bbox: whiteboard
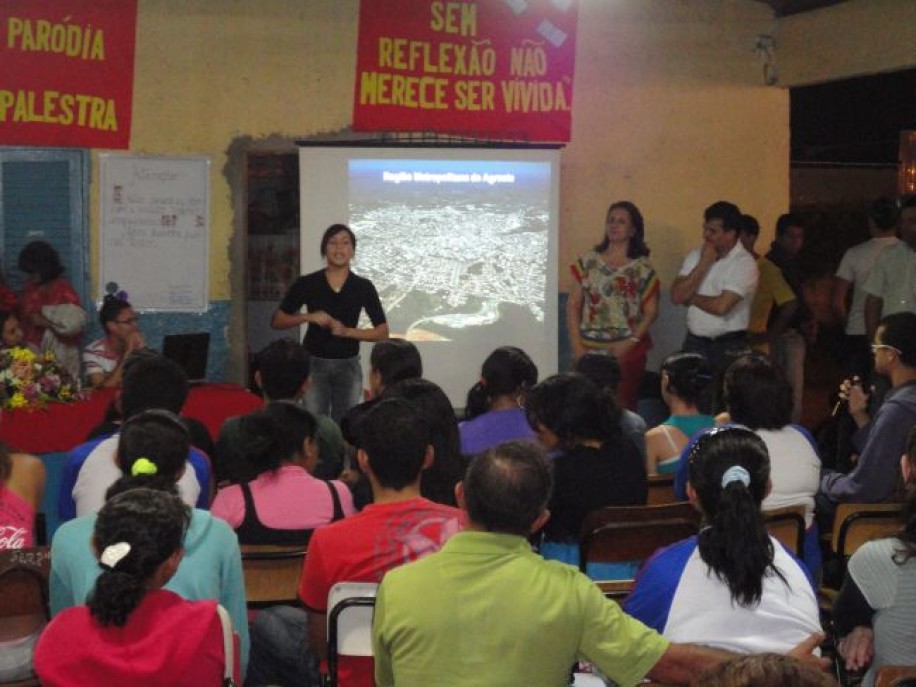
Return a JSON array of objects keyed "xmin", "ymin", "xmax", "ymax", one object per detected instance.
[{"xmin": 100, "ymin": 154, "xmax": 209, "ymax": 312}]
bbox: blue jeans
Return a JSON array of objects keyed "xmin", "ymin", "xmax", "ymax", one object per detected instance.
[{"xmin": 304, "ymin": 355, "xmax": 362, "ymax": 425}]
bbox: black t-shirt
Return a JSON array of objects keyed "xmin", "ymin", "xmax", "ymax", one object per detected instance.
[
  {"xmin": 278, "ymin": 269, "xmax": 386, "ymax": 359},
  {"xmin": 544, "ymin": 437, "xmax": 647, "ymax": 543}
]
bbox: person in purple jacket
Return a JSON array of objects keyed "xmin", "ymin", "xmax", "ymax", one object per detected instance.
[{"xmin": 459, "ymin": 346, "xmax": 538, "ymax": 457}]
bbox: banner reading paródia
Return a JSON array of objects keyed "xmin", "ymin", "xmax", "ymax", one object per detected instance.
[
  {"xmin": 0, "ymin": 0, "xmax": 138, "ymax": 149},
  {"xmin": 353, "ymin": 0, "xmax": 578, "ymax": 143}
]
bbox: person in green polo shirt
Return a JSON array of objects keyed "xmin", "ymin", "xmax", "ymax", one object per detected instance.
[{"xmin": 373, "ymin": 440, "xmax": 756, "ymax": 687}]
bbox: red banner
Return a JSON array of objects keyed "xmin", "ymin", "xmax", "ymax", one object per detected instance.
[
  {"xmin": 0, "ymin": 0, "xmax": 137, "ymax": 149},
  {"xmin": 353, "ymin": 0, "xmax": 578, "ymax": 143}
]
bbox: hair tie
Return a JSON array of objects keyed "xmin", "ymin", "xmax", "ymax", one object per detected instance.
[
  {"xmin": 99, "ymin": 542, "xmax": 131, "ymax": 571},
  {"xmin": 721, "ymin": 465, "xmax": 751, "ymax": 489},
  {"xmin": 131, "ymin": 457, "xmax": 158, "ymax": 476}
]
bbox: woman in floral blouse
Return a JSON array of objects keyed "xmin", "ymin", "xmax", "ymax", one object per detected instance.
[{"xmin": 567, "ymin": 201, "xmax": 659, "ymax": 410}]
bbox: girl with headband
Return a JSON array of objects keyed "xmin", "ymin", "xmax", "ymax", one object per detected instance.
[
  {"xmin": 35, "ymin": 487, "xmax": 238, "ymax": 685},
  {"xmin": 624, "ymin": 427, "xmax": 822, "ymax": 654}
]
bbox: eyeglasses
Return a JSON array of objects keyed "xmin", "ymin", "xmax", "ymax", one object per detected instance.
[
  {"xmin": 870, "ymin": 343, "xmax": 900, "ymax": 354},
  {"xmin": 114, "ymin": 317, "xmax": 139, "ymax": 326}
]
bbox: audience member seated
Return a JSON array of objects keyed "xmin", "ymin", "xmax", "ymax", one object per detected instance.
[
  {"xmin": 58, "ymin": 351, "xmax": 211, "ymax": 522},
  {"xmin": 340, "ymin": 337, "xmax": 422, "ymax": 450},
  {"xmin": 0, "ymin": 310, "xmax": 36, "ymax": 353},
  {"xmin": 0, "ymin": 441, "xmax": 45, "ymax": 549},
  {"xmin": 575, "ymin": 352, "xmax": 648, "ymax": 465},
  {"xmin": 211, "ymin": 401, "xmax": 354, "ymax": 545},
  {"xmin": 833, "ymin": 424, "xmax": 916, "ymax": 687},
  {"xmin": 625, "ymin": 427, "xmax": 822, "ymax": 654},
  {"xmin": 373, "ymin": 440, "xmax": 753, "ymax": 687},
  {"xmin": 0, "ymin": 442, "xmax": 46, "ymax": 683},
  {"xmin": 525, "ymin": 373, "xmax": 646, "ymax": 576},
  {"xmin": 38, "ymin": 488, "xmax": 239, "ymax": 686},
  {"xmin": 819, "ymin": 312, "xmax": 916, "ymax": 527},
  {"xmin": 245, "ymin": 398, "xmax": 463, "ymax": 687},
  {"xmin": 218, "ymin": 339, "xmax": 344, "ymax": 485},
  {"xmin": 50, "ymin": 409, "xmax": 248, "ymax": 674},
  {"xmin": 384, "ymin": 378, "xmax": 468, "ymax": 508},
  {"xmin": 645, "ymin": 352, "xmax": 714, "ymax": 475},
  {"xmin": 82, "ymin": 293, "xmax": 145, "ymax": 388},
  {"xmin": 692, "ymin": 653, "xmax": 836, "ymax": 687},
  {"xmin": 675, "ymin": 353, "xmax": 822, "ymax": 574},
  {"xmin": 459, "ymin": 345, "xmax": 537, "ymax": 457}
]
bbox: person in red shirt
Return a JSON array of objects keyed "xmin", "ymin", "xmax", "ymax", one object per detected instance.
[
  {"xmin": 35, "ymin": 488, "xmax": 238, "ymax": 686},
  {"xmin": 246, "ymin": 397, "xmax": 464, "ymax": 687}
]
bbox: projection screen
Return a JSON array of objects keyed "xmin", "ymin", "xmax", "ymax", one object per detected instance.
[{"xmin": 298, "ymin": 146, "xmax": 559, "ymax": 407}]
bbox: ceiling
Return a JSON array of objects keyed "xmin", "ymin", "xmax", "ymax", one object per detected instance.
[{"xmin": 753, "ymin": 0, "xmax": 849, "ymax": 16}]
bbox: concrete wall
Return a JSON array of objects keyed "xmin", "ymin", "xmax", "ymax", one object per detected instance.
[
  {"xmin": 87, "ymin": 0, "xmax": 794, "ymax": 380},
  {"xmin": 779, "ymin": 0, "xmax": 916, "ymax": 86}
]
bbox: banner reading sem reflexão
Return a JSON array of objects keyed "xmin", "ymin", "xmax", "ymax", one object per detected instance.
[
  {"xmin": 353, "ymin": 0, "xmax": 578, "ymax": 143},
  {"xmin": 0, "ymin": 0, "xmax": 137, "ymax": 149}
]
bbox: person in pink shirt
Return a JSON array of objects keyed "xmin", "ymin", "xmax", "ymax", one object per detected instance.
[
  {"xmin": 210, "ymin": 401, "xmax": 354, "ymax": 545},
  {"xmin": 0, "ymin": 442, "xmax": 45, "ymax": 550}
]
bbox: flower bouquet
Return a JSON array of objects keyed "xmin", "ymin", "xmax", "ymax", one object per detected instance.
[{"xmin": 0, "ymin": 346, "xmax": 86, "ymax": 412}]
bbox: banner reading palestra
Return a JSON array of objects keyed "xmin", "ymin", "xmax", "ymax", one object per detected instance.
[
  {"xmin": 0, "ymin": 0, "xmax": 138, "ymax": 149},
  {"xmin": 353, "ymin": 0, "xmax": 578, "ymax": 143}
]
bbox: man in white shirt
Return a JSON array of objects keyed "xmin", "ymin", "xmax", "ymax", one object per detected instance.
[
  {"xmin": 832, "ymin": 197, "xmax": 900, "ymax": 379},
  {"xmin": 863, "ymin": 195, "xmax": 916, "ymax": 339},
  {"xmin": 671, "ymin": 201, "xmax": 759, "ymax": 372}
]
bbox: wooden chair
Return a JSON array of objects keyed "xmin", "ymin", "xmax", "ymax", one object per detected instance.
[
  {"xmin": 0, "ymin": 546, "xmax": 51, "ymax": 687},
  {"xmin": 876, "ymin": 665, "xmax": 916, "ymax": 687},
  {"xmin": 763, "ymin": 504, "xmax": 806, "ymax": 557},
  {"xmin": 240, "ymin": 544, "xmax": 307, "ymax": 607},
  {"xmin": 579, "ymin": 502, "xmax": 701, "ymax": 598},
  {"xmin": 646, "ymin": 473, "xmax": 679, "ymax": 506}
]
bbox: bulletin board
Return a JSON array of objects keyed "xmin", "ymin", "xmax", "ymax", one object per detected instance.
[{"xmin": 99, "ymin": 154, "xmax": 210, "ymax": 312}]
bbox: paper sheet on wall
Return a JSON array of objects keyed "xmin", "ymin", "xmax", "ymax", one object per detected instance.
[{"xmin": 99, "ymin": 154, "xmax": 209, "ymax": 312}]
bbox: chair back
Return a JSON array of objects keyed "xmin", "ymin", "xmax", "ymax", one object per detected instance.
[
  {"xmin": 240, "ymin": 544, "xmax": 306, "ymax": 607},
  {"xmin": 763, "ymin": 504, "xmax": 806, "ymax": 557},
  {"xmin": 646, "ymin": 473, "xmax": 678, "ymax": 506},
  {"xmin": 326, "ymin": 581, "xmax": 378, "ymax": 687},
  {"xmin": 0, "ymin": 547, "xmax": 51, "ymax": 687},
  {"xmin": 875, "ymin": 665, "xmax": 916, "ymax": 687},
  {"xmin": 832, "ymin": 503, "xmax": 901, "ymax": 557},
  {"xmin": 579, "ymin": 502, "xmax": 700, "ymax": 574}
]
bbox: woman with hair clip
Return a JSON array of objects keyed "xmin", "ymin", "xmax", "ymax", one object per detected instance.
[
  {"xmin": 625, "ymin": 427, "xmax": 822, "ymax": 654},
  {"xmin": 524, "ymin": 373, "xmax": 646, "ymax": 576},
  {"xmin": 833, "ymin": 423, "xmax": 916, "ymax": 687},
  {"xmin": 49, "ymin": 409, "xmax": 249, "ymax": 676},
  {"xmin": 82, "ymin": 292, "xmax": 145, "ymax": 388},
  {"xmin": 567, "ymin": 200, "xmax": 660, "ymax": 410},
  {"xmin": 210, "ymin": 401, "xmax": 355, "ymax": 545},
  {"xmin": 36, "ymin": 487, "xmax": 238, "ymax": 685},
  {"xmin": 459, "ymin": 346, "xmax": 538, "ymax": 456},
  {"xmin": 645, "ymin": 352, "xmax": 715, "ymax": 475}
]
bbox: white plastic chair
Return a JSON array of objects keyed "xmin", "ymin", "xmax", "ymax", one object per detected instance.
[{"xmin": 325, "ymin": 581, "xmax": 378, "ymax": 687}]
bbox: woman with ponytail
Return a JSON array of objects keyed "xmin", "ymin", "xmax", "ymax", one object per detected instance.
[
  {"xmin": 833, "ymin": 423, "xmax": 916, "ymax": 686},
  {"xmin": 524, "ymin": 373, "xmax": 646, "ymax": 575},
  {"xmin": 49, "ymin": 409, "xmax": 250, "ymax": 675},
  {"xmin": 645, "ymin": 352, "xmax": 715, "ymax": 475},
  {"xmin": 625, "ymin": 427, "xmax": 821, "ymax": 654},
  {"xmin": 36, "ymin": 487, "xmax": 237, "ymax": 685},
  {"xmin": 460, "ymin": 346, "xmax": 538, "ymax": 456},
  {"xmin": 211, "ymin": 401, "xmax": 354, "ymax": 545}
]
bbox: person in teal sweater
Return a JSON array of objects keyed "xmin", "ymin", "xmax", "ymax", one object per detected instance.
[{"xmin": 49, "ymin": 409, "xmax": 249, "ymax": 677}]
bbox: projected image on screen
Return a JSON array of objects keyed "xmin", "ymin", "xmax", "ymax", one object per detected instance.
[{"xmin": 348, "ymin": 159, "xmax": 549, "ymax": 343}]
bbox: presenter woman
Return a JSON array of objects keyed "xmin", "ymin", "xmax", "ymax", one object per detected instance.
[
  {"xmin": 567, "ymin": 201, "xmax": 659, "ymax": 410},
  {"xmin": 271, "ymin": 224, "xmax": 388, "ymax": 424}
]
